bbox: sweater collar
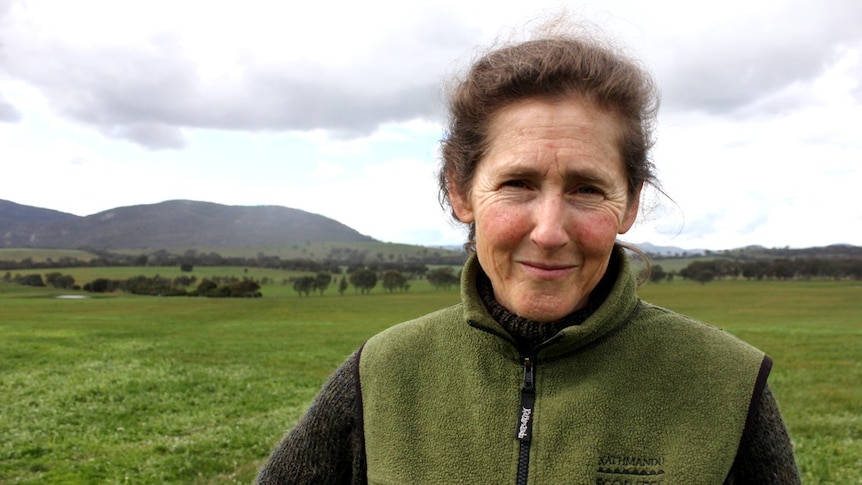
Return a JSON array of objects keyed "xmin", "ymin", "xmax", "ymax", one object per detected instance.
[{"xmin": 461, "ymin": 244, "xmax": 641, "ymax": 359}]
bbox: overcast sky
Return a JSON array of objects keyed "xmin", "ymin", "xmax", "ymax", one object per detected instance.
[{"xmin": 1, "ymin": 0, "xmax": 860, "ymax": 250}]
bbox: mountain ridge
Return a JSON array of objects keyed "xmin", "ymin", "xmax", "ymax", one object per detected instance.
[
  {"xmin": 0, "ymin": 199, "xmax": 79, "ymax": 231},
  {"xmin": 0, "ymin": 199, "xmax": 376, "ymax": 250}
]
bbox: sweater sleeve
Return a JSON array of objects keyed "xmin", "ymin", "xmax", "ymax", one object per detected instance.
[
  {"xmin": 725, "ymin": 384, "xmax": 801, "ymax": 484},
  {"xmin": 255, "ymin": 350, "xmax": 366, "ymax": 485}
]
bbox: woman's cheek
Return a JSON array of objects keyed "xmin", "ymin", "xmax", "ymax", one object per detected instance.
[
  {"xmin": 481, "ymin": 205, "xmax": 527, "ymax": 243},
  {"xmin": 571, "ymin": 211, "xmax": 620, "ymax": 253}
]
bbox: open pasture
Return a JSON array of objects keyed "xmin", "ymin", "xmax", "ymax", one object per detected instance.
[
  {"xmin": 4, "ymin": 265, "xmax": 312, "ymax": 288},
  {"xmin": 1, "ymin": 275, "xmax": 860, "ymax": 484}
]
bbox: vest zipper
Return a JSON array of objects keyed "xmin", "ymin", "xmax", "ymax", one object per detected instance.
[
  {"xmin": 465, "ymin": 320, "xmax": 562, "ymax": 484},
  {"xmin": 515, "ymin": 356, "xmax": 536, "ymax": 485}
]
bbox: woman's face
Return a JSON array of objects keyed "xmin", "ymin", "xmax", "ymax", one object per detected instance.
[{"xmin": 450, "ymin": 97, "xmax": 640, "ymax": 322}]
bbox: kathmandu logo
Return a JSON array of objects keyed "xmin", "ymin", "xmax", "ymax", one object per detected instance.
[
  {"xmin": 517, "ymin": 407, "xmax": 532, "ymax": 440},
  {"xmin": 596, "ymin": 455, "xmax": 665, "ymax": 485}
]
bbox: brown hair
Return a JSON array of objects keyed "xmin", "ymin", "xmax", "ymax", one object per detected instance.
[{"xmin": 438, "ymin": 31, "xmax": 660, "ymax": 252}]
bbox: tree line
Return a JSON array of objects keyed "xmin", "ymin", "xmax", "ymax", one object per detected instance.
[
  {"xmin": 3, "ymin": 265, "xmax": 463, "ymax": 298},
  {"xmin": 2, "ymin": 272, "xmax": 262, "ymax": 297},
  {"xmin": 82, "ymin": 275, "xmax": 262, "ymax": 297},
  {"xmin": 0, "ymin": 248, "xmax": 465, "ymax": 272},
  {"xmin": 288, "ymin": 266, "xmax": 461, "ymax": 297},
  {"xmin": 651, "ymin": 257, "xmax": 862, "ymax": 284}
]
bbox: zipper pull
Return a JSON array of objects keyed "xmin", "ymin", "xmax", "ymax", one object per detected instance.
[
  {"xmin": 523, "ymin": 357, "xmax": 535, "ymax": 392},
  {"xmin": 516, "ymin": 357, "xmax": 536, "ymax": 442}
]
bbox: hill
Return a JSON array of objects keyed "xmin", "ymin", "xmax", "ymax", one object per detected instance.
[
  {"xmin": 0, "ymin": 199, "xmax": 376, "ymax": 250},
  {"xmin": 635, "ymin": 242, "xmax": 706, "ymax": 257},
  {"xmin": 0, "ymin": 199, "xmax": 79, "ymax": 233}
]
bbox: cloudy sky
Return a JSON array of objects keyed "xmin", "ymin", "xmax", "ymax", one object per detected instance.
[{"xmin": 1, "ymin": 0, "xmax": 860, "ymax": 250}]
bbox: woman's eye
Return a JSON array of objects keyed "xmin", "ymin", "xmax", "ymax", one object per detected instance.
[
  {"xmin": 502, "ymin": 179, "xmax": 529, "ymax": 189},
  {"xmin": 573, "ymin": 186, "xmax": 603, "ymax": 197}
]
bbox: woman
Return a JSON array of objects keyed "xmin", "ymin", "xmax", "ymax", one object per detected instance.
[{"xmin": 256, "ymin": 31, "xmax": 800, "ymax": 484}]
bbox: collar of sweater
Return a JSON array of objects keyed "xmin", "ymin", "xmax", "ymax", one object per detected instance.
[{"xmin": 461, "ymin": 244, "xmax": 641, "ymax": 359}]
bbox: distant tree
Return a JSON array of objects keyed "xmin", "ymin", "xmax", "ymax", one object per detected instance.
[
  {"xmin": 338, "ymin": 276, "xmax": 348, "ymax": 296},
  {"xmin": 85, "ymin": 278, "xmax": 112, "ymax": 293},
  {"xmin": 124, "ymin": 275, "xmax": 186, "ymax": 296},
  {"xmin": 349, "ymin": 268, "xmax": 377, "ymax": 294},
  {"xmin": 15, "ymin": 273, "xmax": 45, "ymax": 287},
  {"xmin": 46, "ymin": 272, "xmax": 76, "ymax": 289},
  {"xmin": 693, "ymin": 270, "xmax": 715, "ymax": 285},
  {"xmin": 427, "ymin": 267, "xmax": 459, "ymax": 290},
  {"xmin": 770, "ymin": 259, "xmax": 795, "ymax": 280},
  {"xmin": 173, "ymin": 275, "xmax": 196, "ymax": 287},
  {"xmin": 45, "ymin": 272, "xmax": 62, "ymax": 286},
  {"xmin": 382, "ymin": 270, "xmax": 409, "ymax": 293},
  {"xmin": 53, "ymin": 274, "xmax": 76, "ymax": 289},
  {"xmin": 649, "ymin": 265, "xmax": 667, "ymax": 284},
  {"xmin": 314, "ymin": 272, "xmax": 332, "ymax": 295},
  {"xmin": 195, "ymin": 279, "xmax": 218, "ymax": 296},
  {"xmin": 226, "ymin": 279, "xmax": 261, "ymax": 297},
  {"xmin": 680, "ymin": 261, "xmax": 723, "ymax": 281},
  {"xmin": 199, "ymin": 252, "xmax": 224, "ymax": 266},
  {"xmin": 293, "ymin": 276, "xmax": 315, "ymax": 297},
  {"xmin": 846, "ymin": 259, "xmax": 862, "ymax": 280},
  {"xmin": 180, "ymin": 263, "xmax": 194, "ymax": 272}
]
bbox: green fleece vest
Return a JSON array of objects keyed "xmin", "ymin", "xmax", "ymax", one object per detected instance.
[{"xmin": 359, "ymin": 249, "xmax": 769, "ymax": 485}]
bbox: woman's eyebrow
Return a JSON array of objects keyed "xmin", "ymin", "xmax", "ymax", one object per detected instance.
[
  {"xmin": 496, "ymin": 161, "xmax": 614, "ymax": 185},
  {"xmin": 498, "ymin": 167, "xmax": 542, "ymax": 179},
  {"xmin": 564, "ymin": 171, "xmax": 610, "ymax": 185}
]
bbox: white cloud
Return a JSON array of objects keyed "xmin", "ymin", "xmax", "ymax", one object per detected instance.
[
  {"xmin": 310, "ymin": 160, "xmax": 345, "ymax": 179},
  {"xmin": 280, "ymin": 157, "xmax": 448, "ymax": 243}
]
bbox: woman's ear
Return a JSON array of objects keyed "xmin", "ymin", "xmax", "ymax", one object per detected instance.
[
  {"xmin": 448, "ymin": 177, "xmax": 475, "ymax": 224},
  {"xmin": 618, "ymin": 183, "xmax": 642, "ymax": 234}
]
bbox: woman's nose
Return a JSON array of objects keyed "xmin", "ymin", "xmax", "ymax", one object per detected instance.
[{"xmin": 530, "ymin": 195, "xmax": 569, "ymax": 251}]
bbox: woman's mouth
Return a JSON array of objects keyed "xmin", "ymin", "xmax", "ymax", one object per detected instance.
[{"xmin": 518, "ymin": 261, "xmax": 577, "ymax": 278}]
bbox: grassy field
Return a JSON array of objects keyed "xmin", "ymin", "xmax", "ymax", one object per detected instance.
[{"xmin": 1, "ymin": 272, "xmax": 860, "ymax": 484}]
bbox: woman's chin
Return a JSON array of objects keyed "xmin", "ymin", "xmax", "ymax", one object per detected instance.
[{"xmin": 509, "ymin": 297, "xmax": 584, "ymax": 323}]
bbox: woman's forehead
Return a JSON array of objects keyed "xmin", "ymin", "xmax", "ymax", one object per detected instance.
[{"xmin": 481, "ymin": 99, "xmax": 624, "ymax": 170}]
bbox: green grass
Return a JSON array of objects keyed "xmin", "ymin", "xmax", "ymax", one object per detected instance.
[
  {"xmin": 2, "ymin": 277, "xmax": 860, "ymax": 484},
  {"xmin": 12, "ymin": 265, "xmax": 313, "ymax": 287},
  {"xmin": 0, "ymin": 278, "xmax": 459, "ymax": 484}
]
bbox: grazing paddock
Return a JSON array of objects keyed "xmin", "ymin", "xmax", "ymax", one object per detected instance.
[{"xmin": 1, "ymin": 274, "xmax": 859, "ymax": 484}]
